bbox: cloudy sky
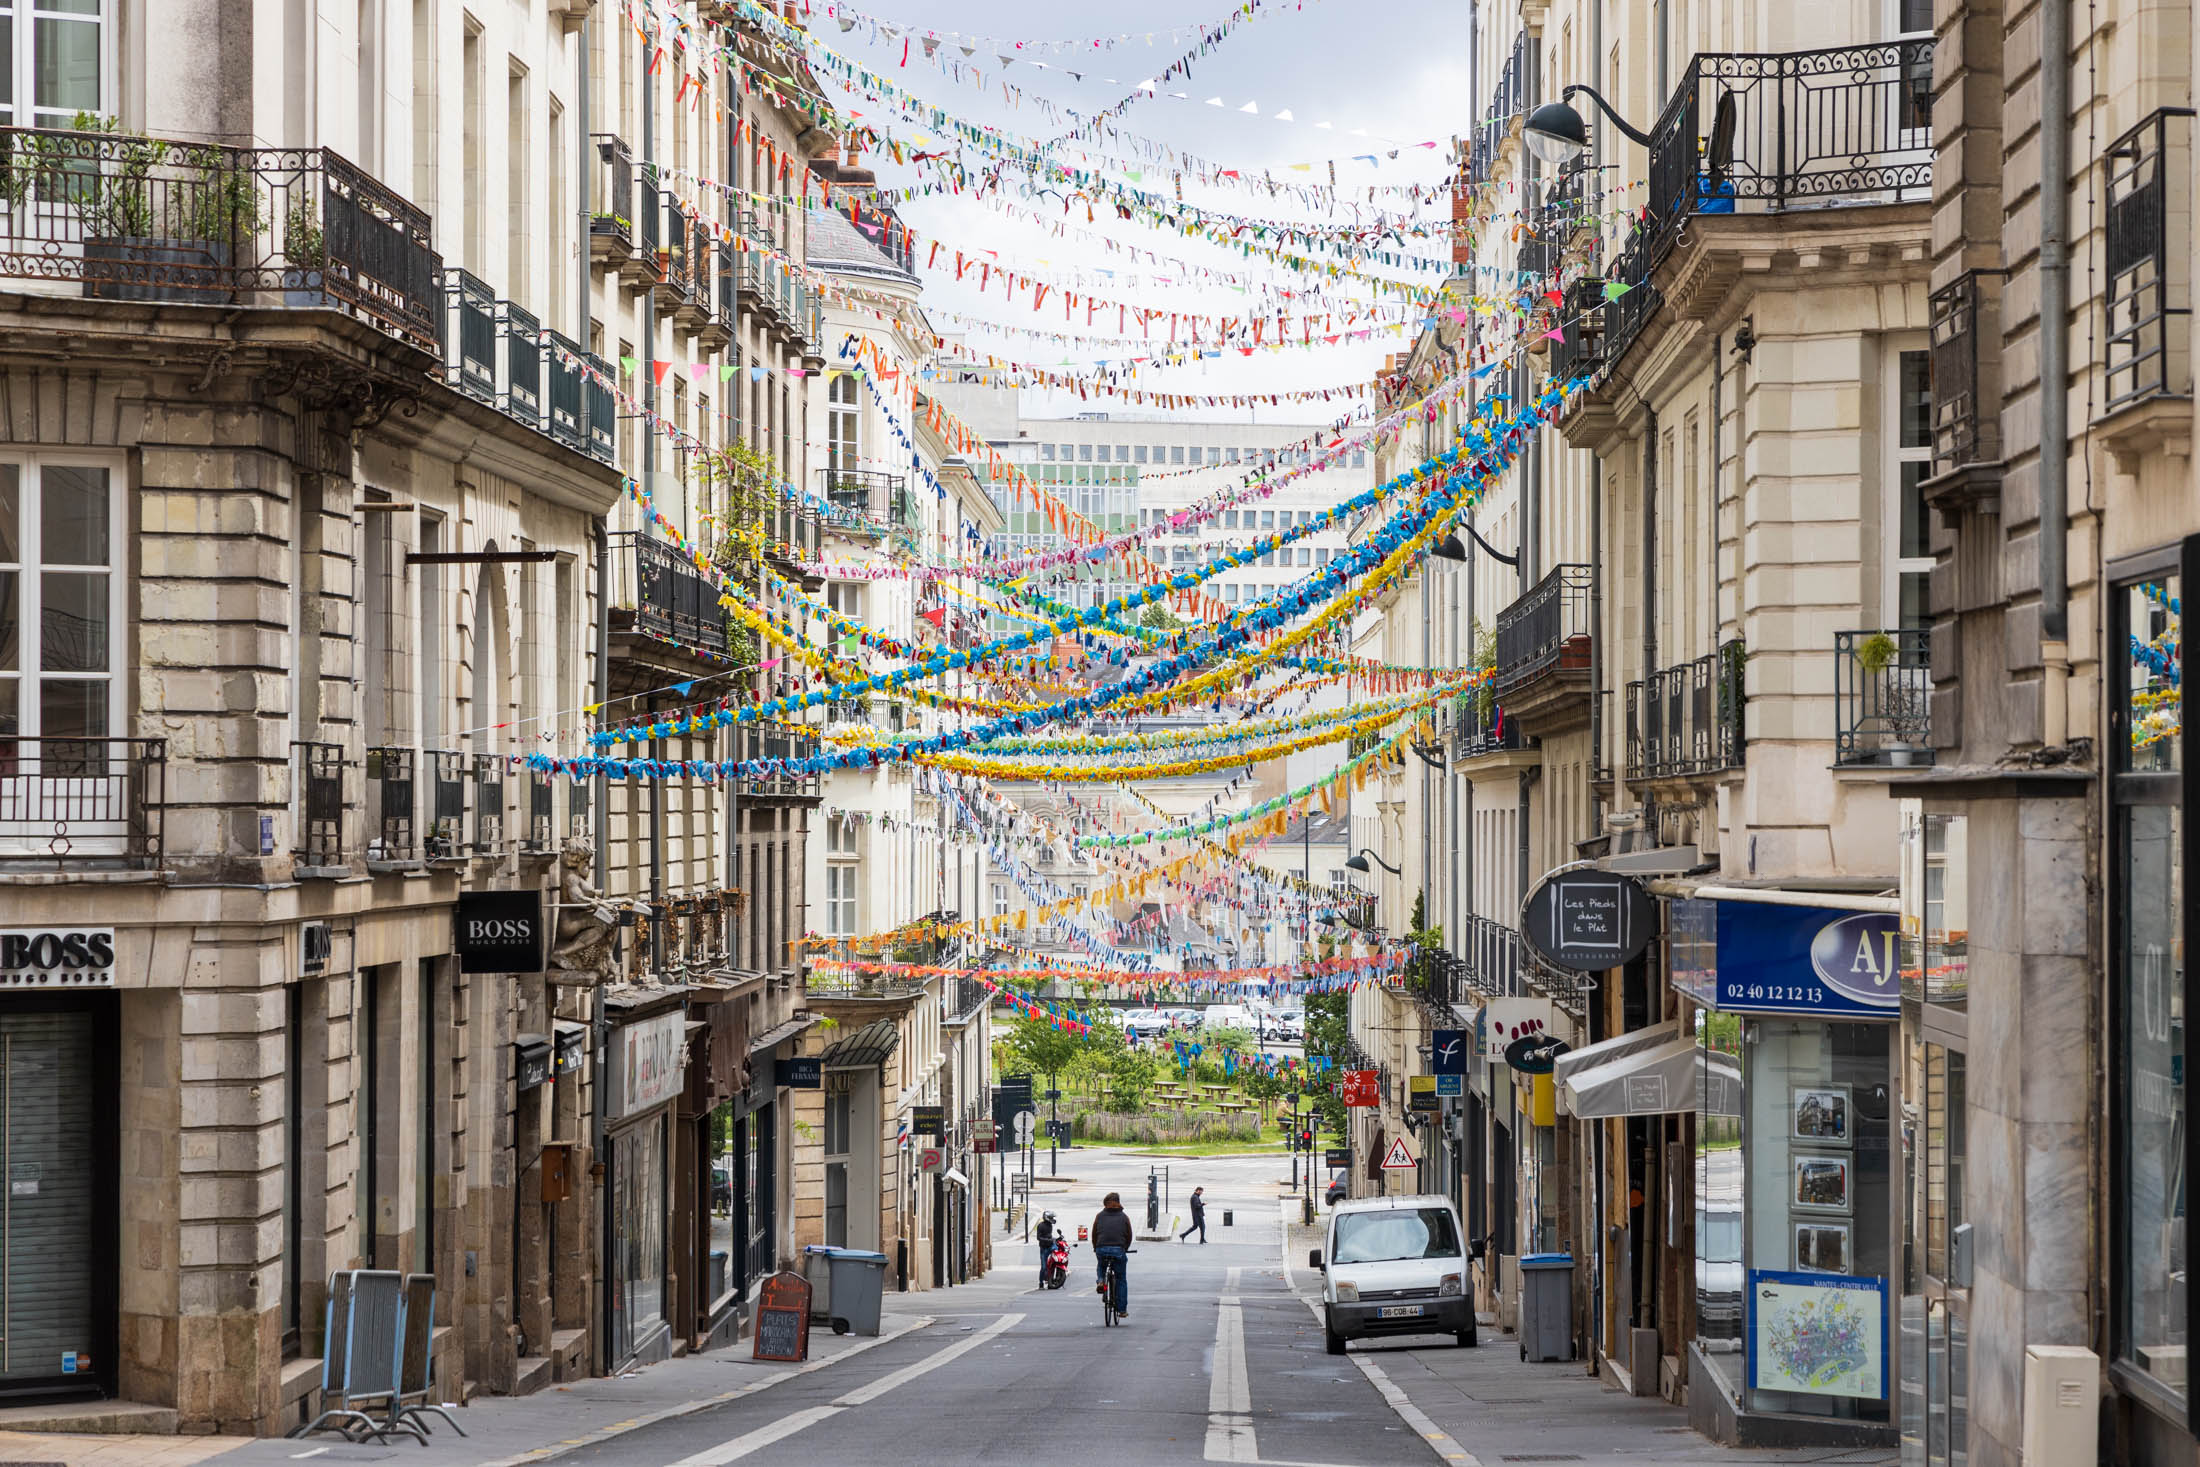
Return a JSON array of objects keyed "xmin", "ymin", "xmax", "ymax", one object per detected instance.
[{"xmin": 802, "ymin": 0, "xmax": 1469, "ymax": 421}]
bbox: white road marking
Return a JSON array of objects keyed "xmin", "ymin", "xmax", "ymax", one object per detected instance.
[
  {"xmin": 1287, "ymin": 1291, "xmax": 1482, "ymax": 1466},
  {"xmin": 831, "ymin": 1311, "xmax": 1024, "ymax": 1407},
  {"xmin": 476, "ymin": 1317, "xmax": 937, "ymax": 1467},
  {"xmin": 664, "ymin": 1403, "xmax": 845, "ymax": 1467},
  {"xmin": 289, "ymin": 1450, "xmax": 329, "ymax": 1460},
  {"xmin": 1206, "ymin": 1266, "xmax": 1258, "ymax": 1463}
]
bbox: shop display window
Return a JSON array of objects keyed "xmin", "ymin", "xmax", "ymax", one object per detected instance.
[{"xmin": 2110, "ymin": 563, "xmax": 2185, "ymax": 1408}]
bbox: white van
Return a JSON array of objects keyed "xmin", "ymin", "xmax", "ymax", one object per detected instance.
[
  {"xmin": 1309, "ymin": 1193, "xmax": 1476, "ymax": 1354},
  {"xmin": 1200, "ymin": 1004, "xmax": 1256, "ymax": 1031}
]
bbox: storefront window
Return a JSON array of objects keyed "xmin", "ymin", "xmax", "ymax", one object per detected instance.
[
  {"xmin": 1695, "ymin": 1011, "xmax": 1745, "ymax": 1363},
  {"xmin": 707, "ymin": 1104, "xmax": 739, "ymax": 1312},
  {"xmin": 611, "ymin": 1117, "xmax": 667, "ymax": 1361},
  {"xmin": 1745, "ymin": 1020, "xmax": 1893, "ymax": 1421},
  {"xmin": 2112, "ymin": 566, "xmax": 2184, "ymax": 1403}
]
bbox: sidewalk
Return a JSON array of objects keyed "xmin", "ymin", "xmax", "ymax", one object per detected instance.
[
  {"xmin": 1279, "ymin": 1207, "xmax": 1897, "ymax": 1467},
  {"xmin": 192, "ymin": 1309, "xmax": 938, "ymax": 1467}
]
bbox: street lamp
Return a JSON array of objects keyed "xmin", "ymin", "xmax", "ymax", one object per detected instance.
[
  {"xmin": 1344, "ymin": 847, "xmax": 1402, "ymax": 877},
  {"xmin": 1522, "ymin": 85, "xmax": 1657, "ymax": 166}
]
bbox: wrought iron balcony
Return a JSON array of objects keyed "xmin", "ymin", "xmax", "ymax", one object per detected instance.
[
  {"xmin": 1451, "ymin": 694, "xmax": 1529, "ymax": 759},
  {"xmin": 1466, "ymin": 32, "xmax": 1527, "ymax": 186},
  {"xmin": 816, "ymin": 468, "xmax": 917, "ymax": 537},
  {"xmin": 1834, "ymin": 629, "xmax": 1934, "ymax": 767},
  {"xmin": 633, "ymin": 533, "xmax": 731, "ymax": 657},
  {"xmin": 589, "ymin": 134, "xmax": 638, "ymax": 262},
  {"xmin": 524, "ymin": 767, "xmax": 555, "ymax": 854},
  {"xmin": 442, "ymin": 268, "xmax": 576, "ymax": 454},
  {"xmin": 1625, "ymin": 641, "xmax": 1746, "ymax": 781},
  {"xmin": 1928, "ymin": 269, "xmax": 2005, "ymax": 474},
  {"xmin": 0, "ymin": 736, "xmax": 165, "ymax": 869},
  {"xmin": 1591, "ymin": 41, "xmax": 1935, "ymax": 370},
  {"xmin": 471, "ymin": 752, "xmax": 505, "ymax": 855},
  {"xmin": 1461, "ymin": 914, "xmax": 1522, "ymax": 999},
  {"xmin": 366, "ymin": 745, "xmax": 416, "ymax": 863},
  {"xmin": 2104, "ymin": 107, "xmax": 2194, "ymax": 410},
  {"xmin": 0, "ymin": 125, "xmax": 441, "ymax": 351},
  {"xmin": 292, "ymin": 740, "xmax": 345, "ymax": 873},
  {"xmin": 423, "ymin": 749, "xmax": 467, "ymax": 859},
  {"xmin": 733, "ymin": 723, "xmax": 822, "ymax": 802},
  {"xmin": 1493, "ymin": 563, "xmax": 1592, "ymax": 696}
]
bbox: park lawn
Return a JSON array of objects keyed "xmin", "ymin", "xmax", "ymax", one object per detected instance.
[{"xmin": 1117, "ymin": 1135, "xmax": 1293, "ymax": 1158}]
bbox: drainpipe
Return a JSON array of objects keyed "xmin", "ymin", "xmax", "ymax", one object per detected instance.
[
  {"xmin": 642, "ymin": 49, "xmax": 665, "ymax": 980},
  {"xmin": 2038, "ymin": 0, "xmax": 2071, "ymax": 747},
  {"xmin": 1642, "ymin": 408, "xmax": 1658, "ymax": 684},
  {"xmin": 591, "ymin": 515, "xmax": 611, "ymax": 1376},
  {"xmin": 1709, "ymin": 335, "xmax": 1721, "ymax": 650},
  {"xmin": 1589, "ymin": 451, "xmax": 1603, "ymax": 810}
]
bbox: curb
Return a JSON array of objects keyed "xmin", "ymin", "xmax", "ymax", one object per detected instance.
[{"xmin": 474, "ymin": 1314, "xmax": 937, "ymax": 1467}]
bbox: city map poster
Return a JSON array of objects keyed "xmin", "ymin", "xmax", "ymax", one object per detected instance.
[{"xmin": 1746, "ymin": 1271, "xmax": 1887, "ymax": 1399}]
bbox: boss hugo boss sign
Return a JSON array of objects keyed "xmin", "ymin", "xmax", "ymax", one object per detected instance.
[
  {"xmin": 0, "ymin": 928, "xmax": 117, "ymax": 986},
  {"xmin": 453, "ymin": 892, "xmax": 545, "ymax": 973}
]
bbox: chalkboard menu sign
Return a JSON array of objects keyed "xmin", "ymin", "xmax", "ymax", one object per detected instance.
[
  {"xmin": 1522, "ymin": 869, "xmax": 1656, "ymax": 972},
  {"xmin": 752, "ymin": 1270, "xmax": 812, "ymax": 1362}
]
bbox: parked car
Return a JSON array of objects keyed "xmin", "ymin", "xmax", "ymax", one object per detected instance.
[
  {"xmin": 1310, "ymin": 1193, "xmax": 1476, "ymax": 1354},
  {"xmin": 1325, "ymin": 1168, "xmax": 1349, "ymax": 1207}
]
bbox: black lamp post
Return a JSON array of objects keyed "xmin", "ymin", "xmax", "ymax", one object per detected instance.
[
  {"xmin": 1344, "ymin": 848, "xmax": 1403, "ymax": 877},
  {"xmin": 1522, "ymin": 85, "xmax": 1657, "ymax": 166}
]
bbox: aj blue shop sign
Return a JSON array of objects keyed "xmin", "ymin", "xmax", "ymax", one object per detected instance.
[{"xmin": 1669, "ymin": 899, "xmax": 1900, "ymax": 1018}]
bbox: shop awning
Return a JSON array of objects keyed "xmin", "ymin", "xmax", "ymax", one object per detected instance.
[
  {"xmin": 821, "ymin": 1017, "xmax": 901, "ymax": 1070},
  {"xmin": 1561, "ymin": 1036, "xmax": 1705, "ymax": 1118},
  {"xmin": 1551, "ymin": 1021, "xmax": 1681, "ymax": 1087}
]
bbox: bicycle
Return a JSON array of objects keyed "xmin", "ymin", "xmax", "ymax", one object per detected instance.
[{"xmin": 1097, "ymin": 1247, "xmax": 1135, "ymax": 1326}]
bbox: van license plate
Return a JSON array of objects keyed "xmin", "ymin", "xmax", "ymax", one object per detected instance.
[{"xmin": 1378, "ymin": 1305, "xmax": 1423, "ymax": 1318}]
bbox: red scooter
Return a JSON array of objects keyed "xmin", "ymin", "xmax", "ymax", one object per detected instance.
[{"xmin": 1041, "ymin": 1231, "xmax": 1071, "ymax": 1290}]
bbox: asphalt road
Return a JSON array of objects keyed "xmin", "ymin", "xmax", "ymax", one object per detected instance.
[{"xmin": 555, "ymin": 1153, "xmax": 1452, "ymax": 1467}]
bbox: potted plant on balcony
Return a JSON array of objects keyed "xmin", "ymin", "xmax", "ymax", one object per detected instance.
[
  {"xmin": 281, "ymin": 198, "xmax": 328, "ymax": 305},
  {"xmin": 1855, "ymin": 632, "xmax": 1929, "ymax": 765},
  {"xmin": 75, "ymin": 114, "xmax": 261, "ymax": 304}
]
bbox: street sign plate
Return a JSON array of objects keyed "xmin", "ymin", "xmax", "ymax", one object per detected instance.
[
  {"xmin": 1341, "ymin": 1069, "xmax": 1379, "ymax": 1107},
  {"xmin": 1378, "ymin": 1136, "xmax": 1418, "ymax": 1170},
  {"xmin": 1408, "ymin": 1075, "xmax": 1439, "ymax": 1112},
  {"xmin": 1323, "ymin": 1148, "xmax": 1351, "ymax": 1169},
  {"xmin": 1013, "ymin": 1112, "xmax": 1036, "ymax": 1145},
  {"xmin": 1436, "ymin": 1074, "xmax": 1463, "ymax": 1097}
]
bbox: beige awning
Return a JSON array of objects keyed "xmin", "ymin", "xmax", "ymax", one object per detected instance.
[
  {"xmin": 1562, "ymin": 1035, "xmax": 1706, "ymax": 1118},
  {"xmin": 1551, "ymin": 1020, "xmax": 1682, "ymax": 1087}
]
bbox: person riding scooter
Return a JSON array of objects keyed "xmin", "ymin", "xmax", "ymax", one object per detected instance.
[{"xmin": 1037, "ymin": 1211, "xmax": 1062, "ymax": 1286}]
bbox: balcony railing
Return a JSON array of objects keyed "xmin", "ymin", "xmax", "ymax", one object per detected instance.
[
  {"xmin": 292, "ymin": 740, "xmax": 344, "ymax": 871},
  {"xmin": 1834, "ymin": 629, "xmax": 1934, "ymax": 766},
  {"xmin": 1452, "ymin": 694, "xmax": 1528, "ymax": 759},
  {"xmin": 366, "ymin": 745, "xmax": 416, "ymax": 862},
  {"xmin": 472, "ymin": 752, "xmax": 505, "ymax": 855},
  {"xmin": 1929, "ymin": 269, "xmax": 2004, "ymax": 473},
  {"xmin": 1592, "ymin": 41, "xmax": 1935, "ymax": 369},
  {"xmin": 1467, "ymin": 32, "xmax": 1527, "ymax": 186},
  {"xmin": 590, "ymin": 134, "xmax": 637, "ymax": 256},
  {"xmin": 0, "ymin": 125, "xmax": 442, "ymax": 351},
  {"xmin": 662, "ymin": 191, "xmax": 692, "ymax": 298},
  {"xmin": 2104, "ymin": 107, "xmax": 2194, "ymax": 410},
  {"xmin": 1625, "ymin": 641, "xmax": 1746, "ymax": 781},
  {"xmin": 0, "ymin": 736, "xmax": 165, "ymax": 868},
  {"xmin": 732, "ymin": 723, "xmax": 821, "ymax": 801},
  {"xmin": 443, "ymin": 268, "xmax": 569, "ymax": 455},
  {"xmin": 1461, "ymin": 914, "xmax": 1522, "ymax": 1000},
  {"xmin": 816, "ymin": 468, "xmax": 917, "ymax": 536},
  {"xmin": 424, "ymin": 749, "xmax": 467, "ymax": 858},
  {"xmin": 525, "ymin": 768, "xmax": 555, "ymax": 854},
  {"xmin": 633, "ymin": 533, "xmax": 731, "ymax": 657},
  {"xmin": 1493, "ymin": 563, "xmax": 1592, "ymax": 694}
]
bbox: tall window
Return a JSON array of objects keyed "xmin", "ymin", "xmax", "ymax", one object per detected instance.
[
  {"xmin": 1891, "ymin": 348, "xmax": 1933, "ymax": 630},
  {"xmin": 0, "ymin": 0, "xmax": 107, "ymax": 129},
  {"xmin": 827, "ymin": 373, "xmax": 859, "ymax": 481},
  {"xmin": 0, "ymin": 458, "xmax": 116, "ymax": 746},
  {"xmin": 2111, "ymin": 557, "xmax": 2184, "ymax": 1408},
  {"xmin": 825, "ymin": 864, "xmax": 856, "ymax": 938}
]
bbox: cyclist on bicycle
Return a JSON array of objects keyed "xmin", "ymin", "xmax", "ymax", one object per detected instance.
[{"xmin": 1091, "ymin": 1192, "xmax": 1134, "ymax": 1319}]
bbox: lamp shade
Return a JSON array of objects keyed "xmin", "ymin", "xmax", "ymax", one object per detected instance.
[
  {"xmin": 1523, "ymin": 100, "xmax": 1590, "ymax": 164},
  {"xmin": 1344, "ymin": 853, "xmax": 1371, "ymax": 873}
]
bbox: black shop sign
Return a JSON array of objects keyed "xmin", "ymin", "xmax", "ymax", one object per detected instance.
[
  {"xmin": 454, "ymin": 891, "xmax": 544, "ymax": 974},
  {"xmin": 1522, "ymin": 868, "xmax": 1656, "ymax": 973}
]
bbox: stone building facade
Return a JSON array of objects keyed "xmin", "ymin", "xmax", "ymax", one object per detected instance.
[{"xmin": 0, "ymin": 0, "xmax": 829, "ymax": 1437}]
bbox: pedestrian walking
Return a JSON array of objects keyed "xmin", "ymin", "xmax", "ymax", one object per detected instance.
[{"xmin": 1179, "ymin": 1185, "xmax": 1208, "ymax": 1243}]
